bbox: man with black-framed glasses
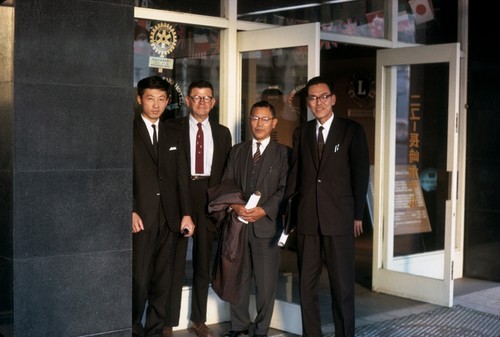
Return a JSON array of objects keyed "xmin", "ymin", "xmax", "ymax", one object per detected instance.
[
  {"xmin": 164, "ymin": 80, "xmax": 232, "ymax": 337},
  {"xmin": 285, "ymin": 76, "xmax": 369, "ymax": 337}
]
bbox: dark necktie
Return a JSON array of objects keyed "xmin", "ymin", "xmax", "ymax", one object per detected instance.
[
  {"xmin": 195, "ymin": 122, "xmax": 204, "ymax": 174},
  {"xmin": 152, "ymin": 124, "xmax": 158, "ymax": 158},
  {"xmin": 253, "ymin": 142, "xmax": 261, "ymax": 166},
  {"xmin": 318, "ymin": 126, "xmax": 325, "ymax": 160}
]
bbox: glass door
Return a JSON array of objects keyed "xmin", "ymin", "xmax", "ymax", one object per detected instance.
[
  {"xmin": 236, "ymin": 23, "xmax": 320, "ymax": 334},
  {"xmin": 236, "ymin": 23, "xmax": 320, "ymax": 144},
  {"xmin": 372, "ymin": 43, "xmax": 460, "ymax": 306}
]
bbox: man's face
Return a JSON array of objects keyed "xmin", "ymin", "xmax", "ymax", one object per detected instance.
[
  {"xmin": 250, "ymin": 106, "xmax": 278, "ymax": 141},
  {"xmin": 186, "ymin": 87, "xmax": 216, "ymax": 122},
  {"xmin": 306, "ymin": 83, "xmax": 336, "ymax": 123},
  {"xmin": 137, "ymin": 88, "xmax": 169, "ymax": 123}
]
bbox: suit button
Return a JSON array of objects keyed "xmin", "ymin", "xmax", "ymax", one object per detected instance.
[
  {"xmin": 318, "ymin": 179, "xmax": 322, "ymax": 183},
  {"xmin": 157, "ymin": 193, "xmax": 160, "ymax": 196}
]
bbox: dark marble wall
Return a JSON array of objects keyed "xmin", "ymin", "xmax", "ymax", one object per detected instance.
[{"xmin": 0, "ymin": 0, "xmax": 135, "ymax": 336}]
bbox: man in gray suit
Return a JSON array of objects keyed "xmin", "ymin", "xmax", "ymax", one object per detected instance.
[
  {"xmin": 221, "ymin": 100, "xmax": 290, "ymax": 337},
  {"xmin": 286, "ymin": 76, "xmax": 369, "ymax": 337}
]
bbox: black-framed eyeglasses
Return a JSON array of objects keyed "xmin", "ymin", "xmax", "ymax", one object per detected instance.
[
  {"xmin": 189, "ymin": 95, "xmax": 213, "ymax": 103},
  {"xmin": 306, "ymin": 94, "xmax": 333, "ymax": 103},
  {"xmin": 249, "ymin": 116, "xmax": 274, "ymax": 123}
]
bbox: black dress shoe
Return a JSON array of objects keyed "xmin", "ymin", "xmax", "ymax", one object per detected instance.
[
  {"xmin": 254, "ymin": 335, "xmax": 267, "ymax": 337},
  {"xmin": 223, "ymin": 330, "xmax": 249, "ymax": 337}
]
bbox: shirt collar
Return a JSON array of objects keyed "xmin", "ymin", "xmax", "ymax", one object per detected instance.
[
  {"xmin": 141, "ymin": 114, "xmax": 158, "ymax": 128},
  {"xmin": 253, "ymin": 136, "xmax": 271, "ymax": 150},
  {"xmin": 189, "ymin": 114, "xmax": 209, "ymax": 127}
]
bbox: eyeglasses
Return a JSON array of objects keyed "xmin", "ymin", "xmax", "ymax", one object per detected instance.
[
  {"xmin": 306, "ymin": 94, "xmax": 333, "ymax": 103},
  {"xmin": 189, "ymin": 95, "xmax": 213, "ymax": 103},
  {"xmin": 249, "ymin": 116, "xmax": 274, "ymax": 123}
]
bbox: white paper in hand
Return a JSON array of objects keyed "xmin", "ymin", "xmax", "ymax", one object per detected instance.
[
  {"xmin": 238, "ymin": 191, "xmax": 261, "ymax": 224},
  {"xmin": 278, "ymin": 229, "xmax": 289, "ymax": 247}
]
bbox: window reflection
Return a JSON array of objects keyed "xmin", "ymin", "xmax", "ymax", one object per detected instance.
[{"xmin": 134, "ymin": 19, "xmax": 220, "ymax": 120}]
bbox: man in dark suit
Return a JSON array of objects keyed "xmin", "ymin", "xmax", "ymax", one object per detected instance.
[
  {"xmin": 221, "ymin": 100, "xmax": 290, "ymax": 337},
  {"xmin": 132, "ymin": 76, "xmax": 194, "ymax": 337},
  {"xmin": 163, "ymin": 80, "xmax": 232, "ymax": 337},
  {"xmin": 286, "ymin": 76, "xmax": 369, "ymax": 337}
]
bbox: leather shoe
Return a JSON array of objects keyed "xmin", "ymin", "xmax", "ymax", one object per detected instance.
[
  {"xmin": 222, "ymin": 330, "xmax": 249, "ymax": 337},
  {"xmin": 190, "ymin": 321, "xmax": 214, "ymax": 337},
  {"xmin": 163, "ymin": 326, "xmax": 173, "ymax": 337},
  {"xmin": 254, "ymin": 335, "xmax": 267, "ymax": 337}
]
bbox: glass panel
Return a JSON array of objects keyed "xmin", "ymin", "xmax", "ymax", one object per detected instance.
[
  {"xmin": 239, "ymin": 0, "xmax": 386, "ymax": 39},
  {"xmin": 397, "ymin": 0, "xmax": 458, "ymax": 44},
  {"xmin": 240, "ymin": 47, "xmax": 308, "ymax": 147},
  {"xmin": 392, "ymin": 63, "xmax": 449, "ymax": 276},
  {"xmin": 134, "ymin": 0, "xmax": 220, "ymax": 17},
  {"xmin": 134, "ymin": 19, "xmax": 220, "ymax": 120}
]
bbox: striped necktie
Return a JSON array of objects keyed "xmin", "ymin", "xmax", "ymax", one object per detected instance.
[{"xmin": 253, "ymin": 142, "xmax": 261, "ymax": 166}]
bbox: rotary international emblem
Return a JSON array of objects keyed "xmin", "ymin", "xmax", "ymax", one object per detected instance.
[
  {"xmin": 150, "ymin": 22, "xmax": 177, "ymax": 57},
  {"xmin": 148, "ymin": 22, "xmax": 177, "ymax": 72}
]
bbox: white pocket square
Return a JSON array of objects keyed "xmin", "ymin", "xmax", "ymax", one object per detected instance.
[{"xmin": 169, "ymin": 147, "xmax": 177, "ymax": 151}]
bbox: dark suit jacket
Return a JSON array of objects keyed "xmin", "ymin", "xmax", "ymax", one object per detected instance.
[
  {"xmin": 222, "ymin": 140, "xmax": 290, "ymax": 238},
  {"xmin": 286, "ymin": 116, "xmax": 369, "ymax": 236},
  {"xmin": 167, "ymin": 116, "xmax": 232, "ymax": 229},
  {"xmin": 133, "ymin": 117, "xmax": 189, "ymax": 232}
]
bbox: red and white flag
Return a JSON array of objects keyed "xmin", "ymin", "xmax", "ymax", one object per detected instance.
[{"xmin": 409, "ymin": 0, "xmax": 434, "ymax": 24}]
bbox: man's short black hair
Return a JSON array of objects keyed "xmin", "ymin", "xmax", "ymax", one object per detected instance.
[
  {"xmin": 250, "ymin": 100, "xmax": 276, "ymax": 118},
  {"xmin": 305, "ymin": 76, "xmax": 335, "ymax": 94},
  {"xmin": 137, "ymin": 76, "xmax": 171, "ymax": 97}
]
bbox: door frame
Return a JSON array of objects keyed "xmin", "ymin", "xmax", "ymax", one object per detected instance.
[
  {"xmin": 235, "ymin": 22, "xmax": 321, "ymax": 142},
  {"xmin": 372, "ymin": 43, "xmax": 461, "ymax": 307}
]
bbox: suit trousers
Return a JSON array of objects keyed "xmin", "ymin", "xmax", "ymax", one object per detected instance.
[
  {"xmin": 296, "ymin": 233, "xmax": 355, "ymax": 337},
  {"xmin": 133, "ymin": 220, "xmax": 177, "ymax": 336},
  {"xmin": 189, "ymin": 178, "xmax": 215, "ymax": 323},
  {"xmin": 166, "ymin": 178, "xmax": 213, "ymax": 325},
  {"xmin": 229, "ymin": 223, "xmax": 280, "ymax": 335}
]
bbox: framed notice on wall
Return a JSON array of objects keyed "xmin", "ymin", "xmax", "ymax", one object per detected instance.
[{"xmin": 367, "ymin": 165, "xmax": 432, "ymax": 235}]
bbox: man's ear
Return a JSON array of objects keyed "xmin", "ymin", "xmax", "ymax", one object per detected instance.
[{"xmin": 136, "ymin": 95, "xmax": 142, "ymax": 105}]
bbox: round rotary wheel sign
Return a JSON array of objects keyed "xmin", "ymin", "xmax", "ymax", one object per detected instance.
[{"xmin": 150, "ymin": 22, "xmax": 177, "ymax": 57}]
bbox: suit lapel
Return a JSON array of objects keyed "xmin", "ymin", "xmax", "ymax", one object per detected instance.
[
  {"xmin": 136, "ymin": 118, "xmax": 157, "ymax": 164},
  {"xmin": 240, "ymin": 141, "xmax": 252, "ymax": 193},
  {"xmin": 307, "ymin": 122, "xmax": 321, "ymax": 169},
  {"xmin": 255, "ymin": 141, "xmax": 275, "ymax": 191},
  {"xmin": 209, "ymin": 120, "xmax": 222, "ymax": 173},
  {"xmin": 179, "ymin": 117, "xmax": 191, "ymax": 167},
  {"xmin": 321, "ymin": 117, "xmax": 337, "ymax": 163}
]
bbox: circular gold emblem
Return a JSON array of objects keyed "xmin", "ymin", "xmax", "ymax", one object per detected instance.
[{"xmin": 149, "ymin": 22, "xmax": 177, "ymax": 57}]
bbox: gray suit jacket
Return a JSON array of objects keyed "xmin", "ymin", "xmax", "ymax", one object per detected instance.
[{"xmin": 222, "ymin": 139, "xmax": 290, "ymax": 238}]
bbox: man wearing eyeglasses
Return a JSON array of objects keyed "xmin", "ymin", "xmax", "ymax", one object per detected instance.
[
  {"xmin": 163, "ymin": 80, "xmax": 232, "ymax": 337},
  {"xmin": 285, "ymin": 76, "xmax": 369, "ymax": 337},
  {"xmin": 220, "ymin": 100, "xmax": 290, "ymax": 337}
]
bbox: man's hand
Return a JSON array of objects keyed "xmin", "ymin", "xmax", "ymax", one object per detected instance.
[
  {"xmin": 354, "ymin": 219, "xmax": 363, "ymax": 238},
  {"xmin": 234, "ymin": 204, "xmax": 266, "ymax": 223},
  {"xmin": 180, "ymin": 215, "xmax": 195, "ymax": 237},
  {"xmin": 132, "ymin": 212, "xmax": 144, "ymax": 233}
]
